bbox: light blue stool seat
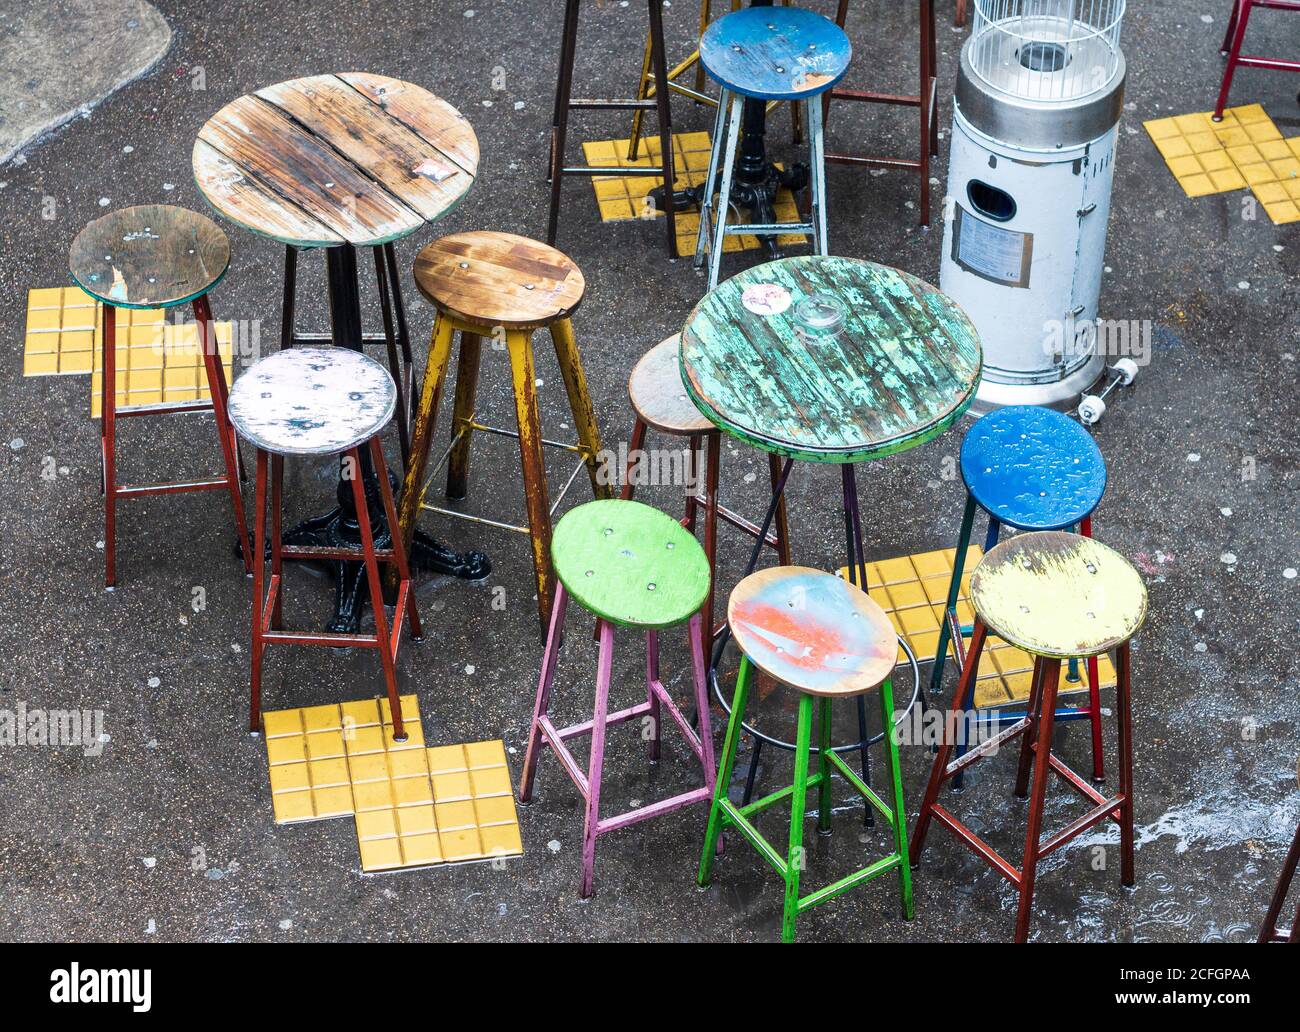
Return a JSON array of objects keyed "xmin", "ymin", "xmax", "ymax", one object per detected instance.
[
  {"xmin": 699, "ymin": 6, "xmax": 853, "ymax": 101},
  {"xmin": 960, "ymin": 406, "xmax": 1106, "ymax": 531}
]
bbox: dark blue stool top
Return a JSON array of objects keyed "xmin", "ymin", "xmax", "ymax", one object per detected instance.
[
  {"xmin": 699, "ymin": 6, "xmax": 852, "ymax": 102},
  {"xmin": 960, "ymin": 406, "xmax": 1106, "ymax": 531}
]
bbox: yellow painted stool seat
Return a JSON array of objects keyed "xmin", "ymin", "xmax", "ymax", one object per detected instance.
[
  {"xmin": 628, "ymin": 334, "xmax": 714, "ymax": 435},
  {"xmin": 970, "ymin": 531, "xmax": 1148, "ymax": 659}
]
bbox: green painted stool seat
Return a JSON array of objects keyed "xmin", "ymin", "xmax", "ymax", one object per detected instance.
[
  {"xmin": 551, "ymin": 499, "xmax": 711, "ymax": 630},
  {"xmin": 971, "ymin": 532, "xmax": 1148, "ymax": 659},
  {"xmin": 728, "ymin": 566, "xmax": 896, "ymax": 697}
]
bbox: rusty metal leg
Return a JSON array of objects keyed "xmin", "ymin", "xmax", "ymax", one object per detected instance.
[
  {"xmin": 702, "ymin": 431, "xmax": 721, "ymax": 654},
  {"xmin": 374, "ymin": 246, "xmax": 411, "ymax": 467},
  {"xmin": 371, "ymin": 436, "xmax": 422, "ymax": 641},
  {"xmin": 683, "ymin": 433, "xmax": 701, "ymax": 531},
  {"xmin": 1215, "ymin": 0, "xmax": 1254, "ymax": 120},
  {"xmin": 1014, "ymin": 656, "xmax": 1049, "ymax": 799},
  {"xmin": 646, "ymin": 629, "xmax": 662, "ymax": 762},
  {"xmin": 548, "ymin": 0, "xmax": 581, "ymax": 241},
  {"xmin": 102, "ymin": 304, "xmax": 118, "ymax": 589},
  {"xmin": 955, "ymin": 0, "xmax": 967, "ymax": 28},
  {"xmin": 350, "ymin": 444, "xmax": 406, "ymax": 743},
  {"xmin": 549, "ymin": 317, "xmax": 609, "ymax": 499},
  {"xmin": 628, "ymin": 28, "xmax": 655, "ymax": 161},
  {"xmin": 769, "ymin": 452, "xmax": 792, "ymax": 564},
  {"xmin": 918, "ymin": 0, "xmax": 933, "ymax": 227},
  {"xmin": 1258, "ymin": 822, "xmax": 1300, "ymax": 942},
  {"xmin": 1115, "ymin": 641, "xmax": 1136, "ymax": 887},
  {"xmin": 647, "ymin": 0, "xmax": 678, "ymax": 256},
  {"xmin": 446, "ymin": 331, "xmax": 483, "ymax": 500},
  {"xmin": 249, "ymin": 449, "xmax": 269, "ymax": 734},
  {"xmin": 194, "ymin": 295, "xmax": 252, "ymax": 574},
  {"xmin": 581, "ymin": 619, "xmax": 616, "ymax": 897},
  {"xmin": 270, "ymin": 454, "xmax": 283, "ymax": 630},
  {"xmin": 518, "ymin": 583, "xmax": 570, "ymax": 803},
  {"xmin": 1079, "ymin": 515, "xmax": 1106, "ymax": 783},
  {"xmin": 383, "ymin": 243, "xmax": 417, "ymax": 432},
  {"xmin": 279, "ymin": 245, "xmax": 297, "ymax": 351},
  {"xmin": 1015, "ymin": 658, "xmax": 1060, "ymax": 944},
  {"xmin": 508, "ymin": 329, "xmax": 556, "ymax": 635},
  {"xmin": 621, "ymin": 419, "xmax": 648, "ymax": 502}
]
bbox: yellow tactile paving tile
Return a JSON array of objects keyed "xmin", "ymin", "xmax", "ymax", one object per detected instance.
[
  {"xmin": 1144, "ymin": 104, "xmax": 1300, "ymax": 224},
  {"xmin": 262, "ymin": 694, "xmax": 523, "ymax": 874},
  {"xmin": 838, "ymin": 546, "xmax": 1115, "ymax": 710},
  {"xmin": 581, "ymin": 132, "xmax": 806, "ymax": 255}
]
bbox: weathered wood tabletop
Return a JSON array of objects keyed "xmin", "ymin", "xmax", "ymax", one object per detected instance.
[
  {"xmin": 680, "ymin": 256, "xmax": 982, "ymax": 464},
  {"xmin": 192, "ymin": 73, "xmax": 478, "ymax": 248}
]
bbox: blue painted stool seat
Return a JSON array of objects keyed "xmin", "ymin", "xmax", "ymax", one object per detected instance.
[
  {"xmin": 960, "ymin": 406, "xmax": 1106, "ymax": 531},
  {"xmin": 699, "ymin": 6, "xmax": 852, "ymax": 101}
]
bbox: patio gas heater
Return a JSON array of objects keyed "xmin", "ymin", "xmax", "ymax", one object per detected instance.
[{"xmin": 940, "ymin": 0, "xmax": 1134, "ymax": 416}]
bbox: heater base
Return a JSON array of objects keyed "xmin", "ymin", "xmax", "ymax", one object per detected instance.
[{"xmin": 968, "ymin": 353, "xmax": 1107, "ymax": 417}]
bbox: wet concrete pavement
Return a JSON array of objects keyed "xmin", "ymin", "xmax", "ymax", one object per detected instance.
[{"xmin": 0, "ymin": 0, "xmax": 1296, "ymax": 942}]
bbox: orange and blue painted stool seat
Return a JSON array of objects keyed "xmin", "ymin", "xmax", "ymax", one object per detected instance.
[
  {"xmin": 699, "ymin": 566, "xmax": 913, "ymax": 943},
  {"xmin": 699, "ymin": 6, "xmax": 852, "ymax": 101}
]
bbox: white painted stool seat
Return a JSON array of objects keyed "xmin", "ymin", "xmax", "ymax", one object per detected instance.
[{"xmin": 228, "ymin": 347, "xmax": 396, "ymax": 456}]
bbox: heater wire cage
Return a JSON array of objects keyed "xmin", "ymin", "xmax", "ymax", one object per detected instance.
[{"xmin": 969, "ymin": 0, "xmax": 1126, "ymax": 102}]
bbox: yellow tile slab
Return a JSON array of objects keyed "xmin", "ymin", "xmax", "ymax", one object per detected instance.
[{"xmin": 581, "ymin": 133, "xmax": 807, "ymax": 256}]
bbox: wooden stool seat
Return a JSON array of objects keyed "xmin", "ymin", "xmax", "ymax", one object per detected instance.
[
  {"xmin": 700, "ymin": 6, "xmax": 852, "ymax": 101},
  {"xmin": 552, "ymin": 499, "xmax": 710, "ymax": 630},
  {"xmin": 70, "ymin": 204, "xmax": 229, "ymax": 309},
  {"xmin": 628, "ymin": 335, "xmax": 714, "ymax": 435},
  {"xmin": 227, "ymin": 348, "xmax": 396, "ymax": 456},
  {"xmin": 728, "ymin": 566, "xmax": 896, "ymax": 696},
  {"xmin": 413, "ymin": 231, "xmax": 585, "ymax": 330},
  {"xmin": 961, "ymin": 406, "xmax": 1106, "ymax": 531},
  {"xmin": 971, "ymin": 532, "xmax": 1148, "ymax": 660}
]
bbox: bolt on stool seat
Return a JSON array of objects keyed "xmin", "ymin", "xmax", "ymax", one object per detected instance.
[
  {"xmin": 228, "ymin": 348, "xmax": 422, "ymax": 742},
  {"xmin": 910, "ymin": 531, "xmax": 1147, "ymax": 943},
  {"xmin": 395, "ymin": 231, "xmax": 610, "ymax": 635},
  {"xmin": 518, "ymin": 498, "xmax": 716, "ymax": 898},
  {"xmin": 69, "ymin": 204, "xmax": 250, "ymax": 589},
  {"xmin": 620, "ymin": 334, "xmax": 792, "ymax": 652},
  {"xmin": 699, "ymin": 566, "xmax": 914, "ymax": 943},
  {"xmin": 694, "ymin": 6, "xmax": 852, "ymax": 288},
  {"xmin": 931, "ymin": 405, "xmax": 1110, "ymax": 785}
]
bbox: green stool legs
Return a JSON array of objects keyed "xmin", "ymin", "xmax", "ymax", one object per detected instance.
[{"xmin": 698, "ymin": 656, "xmax": 914, "ymax": 942}]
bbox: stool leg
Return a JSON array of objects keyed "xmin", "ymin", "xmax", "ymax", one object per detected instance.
[
  {"xmin": 507, "ymin": 329, "xmax": 557, "ymax": 634},
  {"xmin": 841, "ymin": 463, "xmax": 874, "ymax": 825},
  {"xmin": 581, "ymin": 618, "xmax": 616, "ymax": 898},
  {"xmin": 445, "ymin": 331, "xmax": 483, "ymax": 501},
  {"xmin": 879, "ymin": 676, "xmax": 915, "ymax": 918},
  {"xmin": 101, "ymin": 304, "xmax": 118, "ymax": 588},
  {"xmin": 1015, "ymin": 658, "xmax": 1060, "ymax": 943},
  {"xmin": 1215, "ymin": 0, "xmax": 1254, "ymax": 120},
  {"xmin": 918, "ymin": 0, "xmax": 934, "ymax": 226},
  {"xmin": 519, "ymin": 584, "xmax": 570, "ymax": 803},
  {"xmin": 1014, "ymin": 657, "xmax": 1049, "ymax": 799},
  {"xmin": 1221, "ymin": 0, "xmax": 1241, "ymax": 55},
  {"xmin": 374, "ymin": 247, "xmax": 411, "ymax": 467},
  {"xmin": 1115, "ymin": 641, "xmax": 1135, "ymax": 887},
  {"xmin": 349, "ymin": 444, "xmax": 407, "ymax": 743},
  {"xmin": 646, "ymin": 0, "xmax": 679, "ymax": 256},
  {"xmin": 930, "ymin": 493, "xmax": 977, "ymax": 703},
  {"xmin": 279, "ymin": 245, "xmax": 297, "ymax": 350},
  {"xmin": 549, "ymin": 317, "xmax": 610, "ymax": 499},
  {"xmin": 770, "ymin": 453, "xmax": 792, "ymax": 565},
  {"xmin": 817, "ymin": 697, "xmax": 833, "ymax": 835},
  {"xmin": 394, "ymin": 314, "xmax": 455, "ymax": 569},
  {"xmin": 1258, "ymin": 822, "xmax": 1300, "ymax": 942},
  {"xmin": 627, "ymin": 28, "xmax": 655, "ymax": 161},
  {"xmin": 954, "ymin": 0, "xmax": 967, "ymax": 28},
  {"xmin": 621, "ymin": 417, "xmax": 648, "ymax": 501},
  {"xmin": 911, "ymin": 619, "xmax": 989, "ymax": 863},
  {"xmin": 194, "ymin": 295, "xmax": 252, "ymax": 575},
  {"xmin": 548, "ymin": 0, "xmax": 581, "ymax": 241},
  {"xmin": 707, "ymin": 92, "xmax": 744, "ymax": 290},
  {"xmin": 699, "ymin": 653, "xmax": 754, "ymax": 884},
  {"xmin": 806, "ymin": 95, "xmax": 829, "ymax": 255},
  {"xmin": 694, "ymin": 87, "xmax": 729, "ymax": 271},
  {"xmin": 783, "ymin": 693, "xmax": 815, "ymax": 943},
  {"xmin": 270, "ymin": 454, "xmax": 283, "ymax": 630},
  {"xmin": 684, "ymin": 433, "xmax": 701, "ymax": 530},
  {"xmin": 645, "ymin": 629, "xmax": 662, "ymax": 762},
  {"xmin": 702, "ymin": 431, "xmax": 721, "ymax": 651},
  {"xmin": 370, "ymin": 436, "xmax": 422, "ymax": 641},
  {"xmin": 688, "ymin": 610, "xmax": 717, "ymax": 785},
  {"xmin": 249, "ymin": 449, "xmax": 269, "ymax": 733},
  {"xmin": 1080, "ymin": 516, "xmax": 1106, "ymax": 784}
]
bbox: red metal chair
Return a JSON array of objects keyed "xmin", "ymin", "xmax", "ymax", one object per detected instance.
[{"xmin": 1214, "ymin": 1, "xmax": 1300, "ymax": 121}]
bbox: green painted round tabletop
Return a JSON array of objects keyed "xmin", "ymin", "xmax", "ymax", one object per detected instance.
[
  {"xmin": 551, "ymin": 499, "xmax": 711, "ymax": 630},
  {"xmin": 680, "ymin": 256, "xmax": 983, "ymax": 463}
]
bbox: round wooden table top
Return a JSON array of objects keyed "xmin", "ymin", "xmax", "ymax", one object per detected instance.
[
  {"xmin": 970, "ymin": 531, "xmax": 1148, "ymax": 660},
  {"xmin": 69, "ymin": 204, "xmax": 229, "ymax": 309},
  {"xmin": 193, "ymin": 73, "xmax": 478, "ymax": 248},
  {"xmin": 413, "ymin": 231, "xmax": 585, "ymax": 330},
  {"xmin": 681, "ymin": 256, "xmax": 982, "ymax": 464}
]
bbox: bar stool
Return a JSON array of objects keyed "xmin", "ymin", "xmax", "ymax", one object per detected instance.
[
  {"xmin": 549, "ymin": 0, "xmax": 679, "ymax": 256},
  {"xmin": 699, "ymin": 566, "xmax": 913, "ymax": 943},
  {"xmin": 395, "ymin": 232, "xmax": 609, "ymax": 635},
  {"xmin": 910, "ymin": 531, "xmax": 1147, "ymax": 943},
  {"xmin": 69, "ymin": 204, "xmax": 251, "ymax": 589},
  {"xmin": 1258, "ymin": 761, "xmax": 1299, "ymax": 943},
  {"xmin": 931, "ymin": 406, "xmax": 1109, "ymax": 784},
  {"xmin": 694, "ymin": 6, "xmax": 852, "ymax": 289},
  {"xmin": 1214, "ymin": 1, "xmax": 1300, "ymax": 121},
  {"xmin": 822, "ymin": 1, "xmax": 939, "ymax": 226},
  {"xmin": 228, "ymin": 348, "xmax": 422, "ymax": 742},
  {"xmin": 620, "ymin": 334, "xmax": 791, "ymax": 652},
  {"xmin": 518, "ymin": 498, "xmax": 716, "ymax": 899}
]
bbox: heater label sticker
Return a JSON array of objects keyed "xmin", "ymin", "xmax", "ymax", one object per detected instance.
[{"xmin": 952, "ymin": 205, "xmax": 1033, "ymax": 288}]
